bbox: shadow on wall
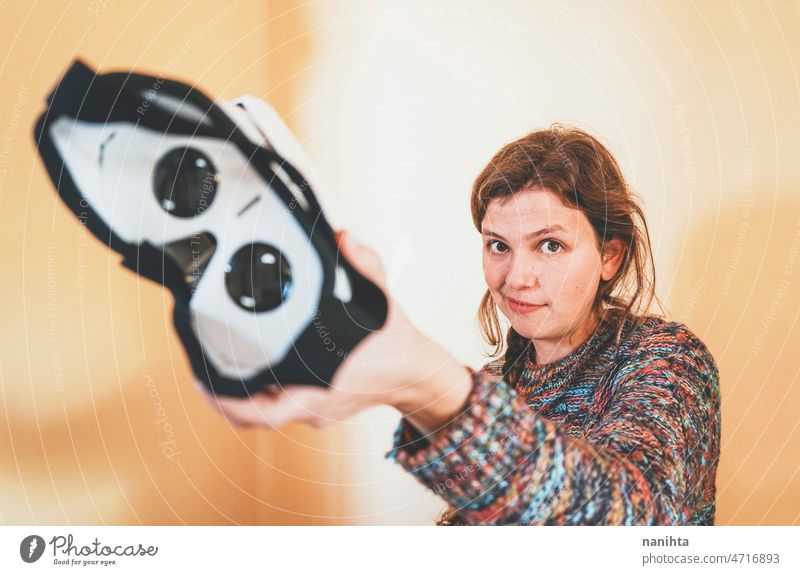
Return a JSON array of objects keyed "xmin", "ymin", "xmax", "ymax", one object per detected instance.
[
  {"xmin": 670, "ymin": 192, "xmax": 800, "ymax": 525},
  {"xmin": 0, "ymin": 360, "xmax": 261, "ymax": 525}
]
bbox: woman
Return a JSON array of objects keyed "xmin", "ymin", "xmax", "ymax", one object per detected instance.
[{"xmin": 196, "ymin": 125, "xmax": 721, "ymax": 525}]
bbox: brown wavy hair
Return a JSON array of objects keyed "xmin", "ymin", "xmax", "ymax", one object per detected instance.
[{"xmin": 438, "ymin": 125, "xmax": 663, "ymax": 526}]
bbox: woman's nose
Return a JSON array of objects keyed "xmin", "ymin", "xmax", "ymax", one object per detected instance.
[{"xmin": 505, "ymin": 256, "xmax": 539, "ymax": 290}]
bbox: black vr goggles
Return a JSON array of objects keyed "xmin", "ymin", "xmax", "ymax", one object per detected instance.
[{"xmin": 33, "ymin": 60, "xmax": 388, "ymax": 397}]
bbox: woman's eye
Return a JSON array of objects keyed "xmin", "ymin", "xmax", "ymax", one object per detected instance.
[
  {"xmin": 487, "ymin": 239, "xmax": 508, "ymax": 254},
  {"xmin": 541, "ymin": 240, "xmax": 563, "ymax": 254}
]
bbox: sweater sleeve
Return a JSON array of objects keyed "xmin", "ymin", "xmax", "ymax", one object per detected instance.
[{"xmin": 386, "ymin": 328, "xmax": 720, "ymax": 525}]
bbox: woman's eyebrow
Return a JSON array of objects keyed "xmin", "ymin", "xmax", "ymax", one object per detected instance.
[{"xmin": 483, "ymin": 224, "xmax": 567, "ymax": 241}]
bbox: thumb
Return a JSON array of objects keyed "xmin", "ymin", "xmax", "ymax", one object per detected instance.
[{"xmin": 335, "ymin": 231, "xmax": 387, "ymax": 290}]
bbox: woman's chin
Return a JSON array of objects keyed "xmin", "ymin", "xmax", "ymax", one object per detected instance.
[{"xmin": 510, "ymin": 319, "xmax": 549, "ymax": 341}]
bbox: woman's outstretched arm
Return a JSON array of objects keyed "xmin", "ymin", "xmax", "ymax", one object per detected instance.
[
  {"xmin": 388, "ymin": 330, "xmax": 721, "ymax": 525},
  {"xmin": 193, "ymin": 231, "xmax": 474, "ymax": 435}
]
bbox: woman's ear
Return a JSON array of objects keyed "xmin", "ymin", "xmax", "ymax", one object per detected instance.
[{"xmin": 600, "ymin": 237, "xmax": 626, "ymax": 281}]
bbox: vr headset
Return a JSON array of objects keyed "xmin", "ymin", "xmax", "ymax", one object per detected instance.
[{"xmin": 33, "ymin": 60, "xmax": 388, "ymax": 397}]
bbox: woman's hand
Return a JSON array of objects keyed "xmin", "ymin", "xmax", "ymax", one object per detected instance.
[{"xmin": 194, "ymin": 231, "xmax": 474, "ymax": 434}]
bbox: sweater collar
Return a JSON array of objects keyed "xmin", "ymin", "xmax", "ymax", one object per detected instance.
[{"xmin": 519, "ymin": 310, "xmax": 622, "ymax": 387}]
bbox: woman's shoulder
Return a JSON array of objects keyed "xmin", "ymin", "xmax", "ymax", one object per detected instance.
[
  {"xmin": 479, "ymin": 357, "xmax": 506, "ymax": 378},
  {"xmin": 616, "ymin": 314, "xmax": 719, "ymax": 383},
  {"xmin": 476, "ymin": 313, "xmax": 719, "ymax": 384}
]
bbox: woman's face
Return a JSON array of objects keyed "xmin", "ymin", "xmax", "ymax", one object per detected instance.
[{"xmin": 481, "ymin": 187, "xmax": 624, "ymax": 363}]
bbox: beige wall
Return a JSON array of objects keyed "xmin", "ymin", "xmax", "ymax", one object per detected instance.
[
  {"xmin": 1, "ymin": 0, "xmax": 798, "ymax": 525},
  {"xmin": 0, "ymin": 0, "xmax": 350, "ymax": 525}
]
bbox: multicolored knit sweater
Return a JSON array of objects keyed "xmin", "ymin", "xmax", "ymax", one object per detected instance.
[{"xmin": 387, "ymin": 312, "xmax": 721, "ymax": 525}]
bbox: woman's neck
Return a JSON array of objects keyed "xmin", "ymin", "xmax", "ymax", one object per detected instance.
[{"xmin": 531, "ymin": 311, "xmax": 601, "ymax": 365}]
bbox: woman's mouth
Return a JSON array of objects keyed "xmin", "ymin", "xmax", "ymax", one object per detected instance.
[{"xmin": 506, "ymin": 296, "xmax": 545, "ymax": 314}]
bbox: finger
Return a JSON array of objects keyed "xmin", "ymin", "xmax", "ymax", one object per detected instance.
[
  {"xmin": 193, "ymin": 380, "xmax": 259, "ymax": 425},
  {"xmin": 252, "ymin": 385, "xmax": 339, "ymax": 428},
  {"xmin": 193, "ymin": 379, "xmax": 222, "ymax": 412},
  {"xmin": 210, "ymin": 388, "xmax": 320, "ymax": 428},
  {"xmin": 336, "ymin": 231, "xmax": 387, "ymax": 289}
]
